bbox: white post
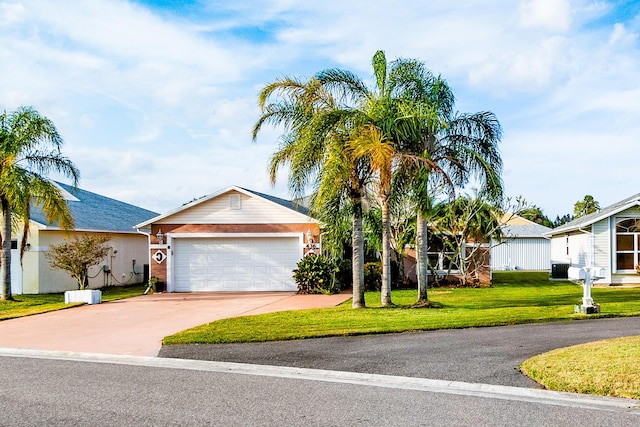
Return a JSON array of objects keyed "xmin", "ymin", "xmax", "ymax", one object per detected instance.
[{"xmin": 582, "ymin": 268, "xmax": 594, "ymax": 307}]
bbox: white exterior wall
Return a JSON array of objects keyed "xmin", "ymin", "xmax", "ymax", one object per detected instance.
[
  {"xmin": 156, "ymin": 191, "xmax": 309, "ymax": 225},
  {"xmin": 21, "ymin": 230, "xmax": 148, "ymax": 294},
  {"xmin": 592, "ymin": 218, "xmax": 611, "ymax": 283},
  {"xmin": 490, "ymin": 238, "xmax": 550, "ymax": 270},
  {"xmin": 550, "ymin": 231, "xmax": 591, "ymax": 267}
]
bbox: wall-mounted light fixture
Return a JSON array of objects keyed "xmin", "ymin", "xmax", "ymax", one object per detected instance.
[{"xmin": 156, "ymin": 229, "xmax": 164, "ymax": 245}]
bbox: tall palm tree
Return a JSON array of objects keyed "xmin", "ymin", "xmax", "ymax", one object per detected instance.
[
  {"xmin": 0, "ymin": 106, "xmax": 79, "ymax": 300},
  {"xmin": 412, "ymin": 111, "xmax": 503, "ymax": 302},
  {"xmin": 388, "ymin": 65, "xmax": 503, "ymax": 302},
  {"xmin": 253, "ymin": 75, "xmax": 373, "ymax": 308},
  {"xmin": 255, "ymin": 51, "xmax": 440, "ymax": 307},
  {"xmin": 315, "ymin": 51, "xmax": 457, "ymax": 307}
]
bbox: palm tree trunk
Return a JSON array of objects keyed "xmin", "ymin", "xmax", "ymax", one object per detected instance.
[
  {"xmin": 351, "ymin": 202, "xmax": 366, "ymax": 308},
  {"xmin": 416, "ymin": 213, "xmax": 429, "ymax": 301},
  {"xmin": 1, "ymin": 197, "xmax": 12, "ymax": 300},
  {"xmin": 380, "ymin": 198, "xmax": 392, "ymax": 306}
]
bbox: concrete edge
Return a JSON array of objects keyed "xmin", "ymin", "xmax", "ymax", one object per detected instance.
[{"xmin": 1, "ymin": 347, "xmax": 639, "ymax": 414}]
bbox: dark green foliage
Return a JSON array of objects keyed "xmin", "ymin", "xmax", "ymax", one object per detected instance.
[
  {"xmin": 553, "ymin": 213, "xmax": 574, "ymax": 227},
  {"xmin": 293, "ymin": 254, "xmax": 340, "ymax": 294},
  {"xmin": 364, "ymin": 262, "xmax": 382, "ymax": 291},
  {"xmin": 574, "ymin": 195, "xmax": 600, "ymax": 218},
  {"xmin": 336, "ymin": 258, "xmax": 353, "ymax": 289}
]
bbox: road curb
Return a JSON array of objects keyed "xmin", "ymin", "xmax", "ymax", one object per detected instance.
[{"xmin": 2, "ymin": 347, "xmax": 638, "ymax": 414}]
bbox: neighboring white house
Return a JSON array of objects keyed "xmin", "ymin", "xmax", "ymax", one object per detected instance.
[
  {"xmin": 135, "ymin": 186, "xmax": 320, "ymax": 292},
  {"xmin": 544, "ymin": 193, "xmax": 640, "ymax": 286},
  {"xmin": 13, "ymin": 182, "xmax": 158, "ymax": 294},
  {"xmin": 491, "ymin": 214, "xmax": 551, "ymax": 271}
]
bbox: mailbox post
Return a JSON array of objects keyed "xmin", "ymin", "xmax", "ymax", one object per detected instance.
[{"xmin": 568, "ymin": 266, "xmax": 602, "ymax": 314}]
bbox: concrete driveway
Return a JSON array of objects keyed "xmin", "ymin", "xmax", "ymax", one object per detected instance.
[{"xmin": 0, "ymin": 291, "xmax": 351, "ymax": 357}]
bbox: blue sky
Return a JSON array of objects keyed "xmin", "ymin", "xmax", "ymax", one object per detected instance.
[{"xmin": 1, "ymin": 0, "xmax": 640, "ymax": 219}]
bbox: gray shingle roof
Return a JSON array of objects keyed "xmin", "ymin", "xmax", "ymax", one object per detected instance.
[
  {"xmin": 31, "ymin": 182, "xmax": 158, "ymax": 233},
  {"xmin": 502, "ymin": 223, "xmax": 552, "ymax": 238},
  {"xmin": 548, "ymin": 193, "xmax": 640, "ymax": 235},
  {"xmin": 241, "ymin": 188, "xmax": 311, "ymax": 217}
]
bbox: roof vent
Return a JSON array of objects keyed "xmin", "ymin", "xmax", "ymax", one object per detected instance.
[{"xmin": 229, "ymin": 194, "xmax": 241, "ymax": 210}]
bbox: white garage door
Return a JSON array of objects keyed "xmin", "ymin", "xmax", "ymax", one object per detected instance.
[{"xmin": 173, "ymin": 237, "xmax": 301, "ymax": 292}]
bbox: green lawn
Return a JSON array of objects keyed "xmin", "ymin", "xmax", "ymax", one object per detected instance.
[
  {"xmin": 521, "ymin": 336, "xmax": 640, "ymax": 399},
  {"xmin": 163, "ymin": 272, "xmax": 640, "ymax": 345},
  {"xmin": 0, "ymin": 284, "xmax": 147, "ymax": 320}
]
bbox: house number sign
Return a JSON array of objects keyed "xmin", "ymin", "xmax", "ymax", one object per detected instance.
[{"xmin": 153, "ymin": 250, "xmax": 167, "ymax": 264}]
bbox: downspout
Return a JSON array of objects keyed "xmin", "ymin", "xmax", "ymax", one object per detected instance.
[{"xmin": 136, "ymin": 228, "xmax": 152, "ymax": 285}]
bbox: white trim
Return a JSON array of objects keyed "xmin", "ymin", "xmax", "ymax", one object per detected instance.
[
  {"xmin": 169, "ymin": 232, "xmax": 302, "ymax": 238},
  {"xmin": 545, "ymin": 200, "xmax": 640, "ymax": 237}
]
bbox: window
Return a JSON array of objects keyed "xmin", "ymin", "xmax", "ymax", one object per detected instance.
[{"xmin": 615, "ymin": 218, "xmax": 640, "ymax": 271}]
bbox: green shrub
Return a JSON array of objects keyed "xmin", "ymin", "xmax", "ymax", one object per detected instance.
[
  {"xmin": 293, "ymin": 254, "xmax": 340, "ymax": 294},
  {"xmin": 336, "ymin": 258, "xmax": 353, "ymax": 290},
  {"xmin": 364, "ymin": 262, "xmax": 382, "ymax": 291}
]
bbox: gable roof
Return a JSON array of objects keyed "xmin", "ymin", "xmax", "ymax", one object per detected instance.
[
  {"xmin": 31, "ymin": 182, "xmax": 159, "ymax": 233},
  {"xmin": 545, "ymin": 193, "xmax": 640, "ymax": 237},
  {"xmin": 240, "ymin": 188, "xmax": 310, "ymax": 216},
  {"xmin": 135, "ymin": 185, "xmax": 315, "ymax": 228},
  {"xmin": 502, "ymin": 223, "xmax": 552, "ymax": 238}
]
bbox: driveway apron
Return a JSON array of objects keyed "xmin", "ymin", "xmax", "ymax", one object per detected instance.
[{"xmin": 0, "ymin": 292, "xmax": 351, "ymax": 356}]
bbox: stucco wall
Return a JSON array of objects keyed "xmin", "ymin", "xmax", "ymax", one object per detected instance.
[{"xmin": 20, "ymin": 230, "xmax": 148, "ymax": 294}]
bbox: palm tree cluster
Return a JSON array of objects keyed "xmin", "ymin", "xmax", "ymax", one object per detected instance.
[
  {"xmin": 0, "ymin": 106, "xmax": 78, "ymax": 300},
  {"xmin": 253, "ymin": 51, "xmax": 503, "ymax": 308}
]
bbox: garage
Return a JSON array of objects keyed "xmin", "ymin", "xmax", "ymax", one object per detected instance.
[
  {"xmin": 172, "ymin": 236, "xmax": 301, "ymax": 291},
  {"xmin": 137, "ymin": 186, "xmax": 320, "ymax": 293}
]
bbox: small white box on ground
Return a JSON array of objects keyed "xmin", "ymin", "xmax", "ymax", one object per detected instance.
[{"xmin": 64, "ymin": 290, "xmax": 102, "ymax": 305}]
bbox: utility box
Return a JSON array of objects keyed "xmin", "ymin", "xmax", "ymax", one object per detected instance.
[{"xmin": 551, "ymin": 263, "xmax": 570, "ymax": 279}]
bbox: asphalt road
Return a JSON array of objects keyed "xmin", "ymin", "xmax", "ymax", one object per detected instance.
[
  {"xmin": 1, "ymin": 353, "xmax": 639, "ymax": 426},
  {"xmin": 160, "ymin": 317, "xmax": 640, "ymax": 388}
]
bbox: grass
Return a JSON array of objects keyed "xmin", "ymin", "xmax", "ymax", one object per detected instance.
[
  {"xmin": 163, "ymin": 272, "xmax": 640, "ymax": 345},
  {"xmin": 520, "ymin": 336, "xmax": 640, "ymax": 399},
  {"xmin": 0, "ymin": 284, "xmax": 147, "ymax": 321}
]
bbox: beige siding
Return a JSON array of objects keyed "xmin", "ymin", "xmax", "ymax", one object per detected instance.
[{"xmin": 156, "ymin": 191, "xmax": 310, "ymax": 225}]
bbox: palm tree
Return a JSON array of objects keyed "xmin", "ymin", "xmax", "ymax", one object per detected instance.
[
  {"xmin": 253, "ymin": 76, "xmax": 373, "ymax": 308},
  {"xmin": 0, "ymin": 106, "xmax": 79, "ymax": 300},
  {"xmin": 255, "ymin": 51, "xmax": 439, "ymax": 307}
]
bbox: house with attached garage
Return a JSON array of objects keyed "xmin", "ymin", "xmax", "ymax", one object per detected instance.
[
  {"xmin": 544, "ymin": 193, "xmax": 640, "ymax": 285},
  {"xmin": 135, "ymin": 186, "xmax": 320, "ymax": 292},
  {"xmin": 13, "ymin": 182, "xmax": 158, "ymax": 294}
]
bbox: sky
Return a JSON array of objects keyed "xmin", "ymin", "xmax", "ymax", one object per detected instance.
[{"xmin": 1, "ymin": 0, "xmax": 640, "ymax": 220}]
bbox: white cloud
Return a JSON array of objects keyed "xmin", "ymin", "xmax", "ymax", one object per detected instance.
[
  {"xmin": 1, "ymin": 0, "xmax": 640, "ymax": 221},
  {"xmin": 519, "ymin": 0, "xmax": 572, "ymax": 32}
]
